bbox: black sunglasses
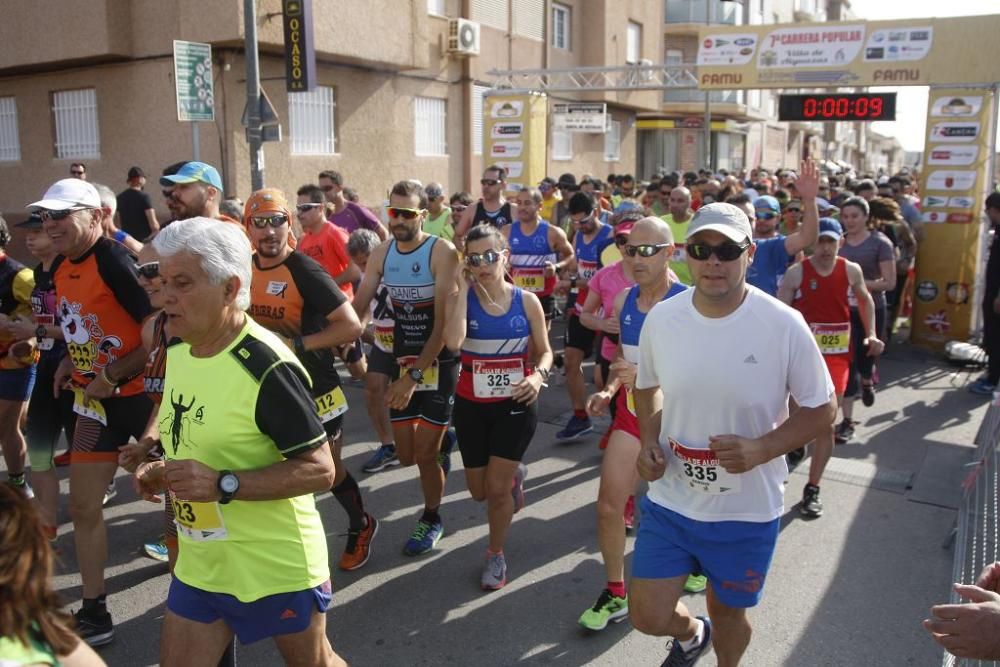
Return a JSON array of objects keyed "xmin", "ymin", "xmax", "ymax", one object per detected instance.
[
  {"xmin": 755, "ymin": 211, "xmax": 778, "ymax": 221},
  {"xmin": 785, "ymin": 208, "xmax": 801, "ymax": 213},
  {"xmin": 250, "ymin": 214, "xmax": 289, "ymax": 229},
  {"xmin": 40, "ymin": 207, "xmax": 89, "ymax": 221},
  {"xmin": 296, "ymin": 203, "xmax": 323, "ymax": 213},
  {"xmin": 686, "ymin": 239, "xmax": 751, "ymax": 262},
  {"xmin": 480, "ymin": 179, "xmax": 501, "ymax": 187},
  {"xmin": 614, "ymin": 235, "xmax": 630, "ymax": 247},
  {"xmin": 623, "ymin": 243, "xmax": 671, "ymax": 258},
  {"xmin": 136, "ymin": 261, "xmax": 160, "ymax": 280},
  {"xmin": 465, "ymin": 249, "xmax": 503, "ymax": 267}
]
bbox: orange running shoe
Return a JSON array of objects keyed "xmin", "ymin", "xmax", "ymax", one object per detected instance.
[{"xmin": 339, "ymin": 514, "xmax": 379, "ymax": 571}]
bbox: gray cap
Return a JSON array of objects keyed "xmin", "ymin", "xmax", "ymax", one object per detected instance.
[{"xmin": 685, "ymin": 202, "xmax": 753, "ymax": 243}]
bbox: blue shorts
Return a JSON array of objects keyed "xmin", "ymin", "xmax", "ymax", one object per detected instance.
[
  {"xmin": 167, "ymin": 577, "xmax": 332, "ymax": 645},
  {"xmin": 632, "ymin": 496, "xmax": 780, "ymax": 608},
  {"xmin": 0, "ymin": 365, "xmax": 36, "ymax": 402}
]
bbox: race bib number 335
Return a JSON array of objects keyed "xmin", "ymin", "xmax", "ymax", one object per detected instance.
[{"xmin": 668, "ymin": 437, "xmax": 741, "ymax": 495}]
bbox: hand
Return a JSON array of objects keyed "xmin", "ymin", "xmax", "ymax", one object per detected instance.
[
  {"xmin": 119, "ymin": 437, "xmax": 158, "ymax": 473},
  {"xmin": 923, "ymin": 584, "xmax": 1000, "ymax": 660},
  {"xmin": 133, "ymin": 460, "xmax": 167, "ymax": 503},
  {"xmin": 8, "ymin": 340, "xmax": 35, "ymax": 362},
  {"xmin": 164, "ymin": 459, "xmax": 221, "ymax": 502},
  {"xmin": 83, "ymin": 374, "xmax": 116, "ymax": 403},
  {"xmin": 864, "ymin": 336, "xmax": 885, "ymax": 357},
  {"xmin": 4, "ymin": 318, "xmax": 37, "ymax": 341},
  {"xmin": 637, "ymin": 443, "xmax": 667, "ymax": 482},
  {"xmin": 709, "ymin": 434, "xmax": 766, "ymax": 473},
  {"xmin": 610, "ymin": 359, "xmax": 636, "ymax": 390},
  {"xmin": 511, "ymin": 373, "xmax": 543, "ymax": 404},
  {"xmin": 543, "ymin": 262, "xmax": 558, "ymax": 278},
  {"xmin": 977, "ymin": 562, "xmax": 1000, "ymax": 594},
  {"xmin": 385, "ymin": 376, "xmax": 417, "ymax": 411},
  {"xmin": 586, "ymin": 390, "xmax": 612, "ymax": 418},
  {"xmin": 796, "ymin": 159, "xmax": 820, "ymax": 200},
  {"xmin": 602, "ymin": 318, "xmax": 620, "ymax": 335}
]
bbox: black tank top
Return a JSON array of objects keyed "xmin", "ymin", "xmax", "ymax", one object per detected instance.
[{"xmin": 472, "ymin": 201, "xmax": 512, "ymax": 229}]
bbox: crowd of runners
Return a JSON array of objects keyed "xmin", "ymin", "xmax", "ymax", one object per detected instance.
[{"xmin": 3, "ymin": 155, "xmax": 995, "ymax": 666}]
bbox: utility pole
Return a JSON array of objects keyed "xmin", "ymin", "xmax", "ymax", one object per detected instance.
[
  {"xmin": 704, "ymin": 0, "xmax": 713, "ymax": 171},
  {"xmin": 244, "ymin": 0, "xmax": 264, "ymax": 190}
]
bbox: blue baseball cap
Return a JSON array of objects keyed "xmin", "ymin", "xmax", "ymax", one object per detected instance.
[
  {"xmin": 753, "ymin": 195, "xmax": 781, "ymax": 216},
  {"xmin": 817, "ymin": 197, "xmax": 839, "ymax": 214},
  {"xmin": 818, "ymin": 217, "xmax": 843, "ymax": 240},
  {"xmin": 159, "ymin": 161, "xmax": 223, "ymax": 190}
]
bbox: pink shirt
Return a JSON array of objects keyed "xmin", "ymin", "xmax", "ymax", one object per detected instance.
[{"xmin": 587, "ymin": 262, "xmax": 635, "ymax": 360}]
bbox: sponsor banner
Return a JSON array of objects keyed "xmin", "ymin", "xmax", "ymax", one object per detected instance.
[
  {"xmin": 491, "ymin": 122, "xmax": 523, "ymax": 139},
  {"xmin": 493, "ymin": 161, "xmax": 523, "ymax": 179},
  {"xmin": 922, "ymin": 195, "xmax": 947, "ymax": 208},
  {"xmin": 922, "ymin": 211, "xmax": 977, "ymax": 225},
  {"xmin": 490, "ymin": 141, "xmax": 523, "ymax": 158},
  {"xmin": 696, "ymin": 15, "xmax": 1000, "ymax": 89},
  {"xmin": 483, "ymin": 93, "xmax": 547, "ymax": 194},
  {"xmin": 926, "ymin": 145, "xmax": 979, "ymax": 166},
  {"xmin": 490, "ymin": 100, "xmax": 523, "ymax": 119},
  {"xmin": 552, "ymin": 103, "xmax": 607, "ymax": 133},
  {"xmin": 949, "ymin": 196, "xmax": 976, "ymax": 208},
  {"xmin": 930, "ymin": 95, "xmax": 983, "ymax": 117},
  {"xmin": 925, "ymin": 170, "xmax": 977, "ymax": 191},
  {"xmin": 928, "ymin": 122, "xmax": 980, "ymax": 143}
]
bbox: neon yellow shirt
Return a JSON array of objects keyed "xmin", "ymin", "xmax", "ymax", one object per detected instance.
[
  {"xmin": 423, "ymin": 208, "xmax": 454, "ymax": 240},
  {"xmin": 540, "ymin": 194, "xmax": 560, "ymax": 223},
  {"xmin": 660, "ymin": 213, "xmax": 694, "ymax": 286}
]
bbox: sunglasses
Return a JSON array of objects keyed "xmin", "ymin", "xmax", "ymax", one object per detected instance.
[
  {"xmin": 465, "ymin": 250, "xmax": 503, "ymax": 267},
  {"xmin": 71, "ymin": 171, "xmax": 85, "ymax": 176},
  {"xmin": 571, "ymin": 215, "xmax": 594, "ymax": 226},
  {"xmin": 296, "ymin": 203, "xmax": 323, "ymax": 213},
  {"xmin": 785, "ymin": 208, "xmax": 801, "ymax": 213},
  {"xmin": 614, "ymin": 235, "xmax": 630, "ymax": 247},
  {"xmin": 450, "ymin": 205, "xmax": 467, "ymax": 214},
  {"xmin": 249, "ymin": 214, "xmax": 289, "ymax": 228},
  {"xmin": 480, "ymin": 179, "xmax": 501, "ymax": 187},
  {"xmin": 136, "ymin": 261, "xmax": 159, "ymax": 280},
  {"xmin": 623, "ymin": 243, "xmax": 671, "ymax": 258},
  {"xmin": 39, "ymin": 207, "xmax": 89, "ymax": 221},
  {"xmin": 387, "ymin": 207, "xmax": 425, "ymax": 220},
  {"xmin": 755, "ymin": 211, "xmax": 778, "ymax": 221},
  {"xmin": 686, "ymin": 239, "xmax": 751, "ymax": 262}
]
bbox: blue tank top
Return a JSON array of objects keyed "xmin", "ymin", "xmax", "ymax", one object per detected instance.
[
  {"xmin": 509, "ymin": 221, "xmax": 557, "ymax": 296},
  {"xmin": 619, "ymin": 281, "xmax": 688, "ymax": 364},
  {"xmin": 457, "ymin": 287, "xmax": 531, "ymax": 402},
  {"xmin": 383, "ymin": 237, "xmax": 451, "ymax": 360},
  {"xmin": 573, "ymin": 223, "xmax": 613, "ymax": 312}
]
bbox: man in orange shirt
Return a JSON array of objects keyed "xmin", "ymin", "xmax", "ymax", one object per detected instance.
[{"xmin": 295, "ymin": 185, "xmax": 359, "ymax": 300}]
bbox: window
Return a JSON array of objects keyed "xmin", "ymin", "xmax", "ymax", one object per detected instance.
[
  {"xmin": 472, "ymin": 84, "xmax": 489, "ymax": 156},
  {"xmin": 427, "ymin": 0, "xmax": 446, "ymax": 15},
  {"xmin": 513, "ymin": 0, "xmax": 544, "ymax": 40},
  {"xmin": 471, "ymin": 0, "xmax": 508, "ymax": 30},
  {"xmin": 551, "ymin": 127, "xmax": 572, "ymax": 160},
  {"xmin": 748, "ymin": 89, "xmax": 761, "ymax": 109},
  {"xmin": 52, "ymin": 89, "xmax": 99, "ymax": 159},
  {"xmin": 0, "ymin": 97, "xmax": 20, "ymax": 162},
  {"xmin": 552, "ymin": 3, "xmax": 570, "ymax": 50},
  {"xmin": 626, "ymin": 22, "xmax": 641, "ymax": 64},
  {"xmin": 289, "ymin": 86, "xmax": 336, "ymax": 155},
  {"xmin": 414, "ymin": 97, "xmax": 447, "ymax": 156},
  {"xmin": 604, "ymin": 119, "xmax": 621, "ymax": 162}
]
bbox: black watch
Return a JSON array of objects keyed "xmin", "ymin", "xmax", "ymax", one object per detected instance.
[
  {"xmin": 35, "ymin": 325, "xmax": 47, "ymax": 339},
  {"xmin": 407, "ymin": 367, "xmax": 424, "ymax": 383},
  {"xmin": 217, "ymin": 470, "xmax": 240, "ymax": 504}
]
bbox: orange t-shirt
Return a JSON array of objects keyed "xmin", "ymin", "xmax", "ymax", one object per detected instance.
[{"xmin": 296, "ymin": 222, "xmax": 353, "ymax": 300}]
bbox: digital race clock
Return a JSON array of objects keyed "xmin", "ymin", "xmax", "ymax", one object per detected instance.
[{"xmin": 778, "ymin": 93, "xmax": 897, "ymax": 122}]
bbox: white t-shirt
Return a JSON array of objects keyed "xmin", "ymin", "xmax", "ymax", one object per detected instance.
[{"xmin": 636, "ymin": 285, "xmax": 833, "ymax": 523}]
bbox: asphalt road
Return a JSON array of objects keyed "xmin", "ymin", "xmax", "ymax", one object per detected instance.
[{"xmin": 33, "ymin": 334, "xmax": 988, "ymax": 666}]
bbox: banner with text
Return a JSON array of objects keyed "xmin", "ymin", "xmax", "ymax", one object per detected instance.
[{"xmin": 484, "ymin": 93, "xmax": 547, "ymax": 192}]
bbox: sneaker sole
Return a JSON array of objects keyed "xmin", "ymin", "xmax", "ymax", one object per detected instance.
[
  {"xmin": 555, "ymin": 427, "xmax": 594, "ymax": 443},
  {"xmin": 340, "ymin": 517, "xmax": 379, "ymax": 571},
  {"xmin": 579, "ymin": 607, "xmax": 629, "ymax": 632},
  {"xmin": 800, "ymin": 507, "xmax": 824, "ymax": 518},
  {"xmin": 481, "ymin": 576, "xmax": 507, "ymax": 591},
  {"xmin": 362, "ymin": 458, "xmax": 401, "ymax": 474},
  {"xmin": 81, "ymin": 629, "xmax": 115, "ymax": 647},
  {"xmin": 143, "ymin": 545, "xmax": 169, "ymax": 562},
  {"xmin": 402, "ymin": 528, "xmax": 443, "ymax": 556}
]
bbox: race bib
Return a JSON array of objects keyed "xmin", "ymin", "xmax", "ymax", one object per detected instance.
[
  {"xmin": 374, "ymin": 325, "xmax": 394, "ymax": 351},
  {"xmin": 399, "ymin": 357, "xmax": 439, "ymax": 392},
  {"xmin": 669, "ymin": 437, "xmax": 741, "ymax": 495},
  {"xmin": 171, "ymin": 493, "xmax": 228, "ymax": 542},
  {"xmin": 579, "ymin": 261, "xmax": 599, "ymax": 281},
  {"xmin": 36, "ymin": 314, "xmax": 54, "ymax": 351},
  {"xmin": 812, "ymin": 322, "xmax": 850, "ymax": 355},
  {"xmin": 315, "ymin": 386, "xmax": 349, "ymax": 422},
  {"xmin": 71, "ymin": 387, "xmax": 107, "ymax": 426},
  {"xmin": 472, "ymin": 358, "xmax": 525, "ymax": 399},
  {"xmin": 512, "ymin": 268, "xmax": 545, "ymax": 293}
]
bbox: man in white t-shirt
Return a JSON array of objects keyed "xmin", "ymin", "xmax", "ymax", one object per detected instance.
[{"xmin": 630, "ymin": 202, "xmax": 836, "ymax": 666}]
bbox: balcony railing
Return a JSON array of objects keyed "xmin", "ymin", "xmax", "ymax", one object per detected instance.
[
  {"xmin": 664, "ymin": 89, "xmax": 745, "ymax": 104},
  {"xmin": 665, "ymin": 0, "xmax": 744, "ymax": 25}
]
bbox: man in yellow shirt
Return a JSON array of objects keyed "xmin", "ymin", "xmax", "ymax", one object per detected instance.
[
  {"xmin": 658, "ymin": 186, "xmax": 695, "ymax": 286},
  {"xmin": 539, "ymin": 177, "xmax": 561, "ymax": 225}
]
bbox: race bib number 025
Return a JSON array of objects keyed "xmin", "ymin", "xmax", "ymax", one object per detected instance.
[
  {"xmin": 472, "ymin": 358, "xmax": 525, "ymax": 399},
  {"xmin": 669, "ymin": 437, "xmax": 741, "ymax": 494},
  {"xmin": 811, "ymin": 322, "xmax": 850, "ymax": 355}
]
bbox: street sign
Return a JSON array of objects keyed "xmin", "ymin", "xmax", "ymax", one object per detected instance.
[
  {"xmin": 240, "ymin": 88, "xmax": 280, "ymax": 128},
  {"xmin": 552, "ymin": 102, "xmax": 607, "ymax": 133},
  {"xmin": 283, "ymin": 0, "xmax": 317, "ymax": 92},
  {"xmin": 173, "ymin": 40, "xmax": 215, "ymax": 122}
]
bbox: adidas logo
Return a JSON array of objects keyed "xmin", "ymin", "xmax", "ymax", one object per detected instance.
[
  {"xmin": 280, "ymin": 608, "xmax": 298, "ymax": 620},
  {"xmin": 743, "ymin": 354, "xmax": 758, "ymax": 364}
]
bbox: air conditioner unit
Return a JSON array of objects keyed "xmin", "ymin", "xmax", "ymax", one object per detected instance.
[{"xmin": 448, "ymin": 18, "xmax": 481, "ymax": 56}]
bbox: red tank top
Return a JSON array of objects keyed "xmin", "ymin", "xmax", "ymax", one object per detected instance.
[{"xmin": 794, "ymin": 257, "xmax": 851, "ymax": 358}]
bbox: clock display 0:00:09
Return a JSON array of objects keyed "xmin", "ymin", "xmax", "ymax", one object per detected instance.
[{"xmin": 778, "ymin": 93, "xmax": 897, "ymax": 122}]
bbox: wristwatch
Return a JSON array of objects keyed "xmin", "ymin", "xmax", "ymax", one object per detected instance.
[
  {"xmin": 217, "ymin": 470, "xmax": 240, "ymax": 504},
  {"xmin": 35, "ymin": 325, "xmax": 47, "ymax": 339},
  {"xmin": 292, "ymin": 336, "xmax": 306, "ymax": 356},
  {"xmin": 536, "ymin": 367, "xmax": 551, "ymax": 382},
  {"xmin": 407, "ymin": 367, "xmax": 424, "ymax": 383}
]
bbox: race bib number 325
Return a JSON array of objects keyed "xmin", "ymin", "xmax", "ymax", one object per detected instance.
[
  {"xmin": 472, "ymin": 358, "xmax": 525, "ymax": 398},
  {"xmin": 668, "ymin": 437, "xmax": 741, "ymax": 494}
]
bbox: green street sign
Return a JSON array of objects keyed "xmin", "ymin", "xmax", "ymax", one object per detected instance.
[{"xmin": 173, "ymin": 40, "xmax": 215, "ymax": 122}]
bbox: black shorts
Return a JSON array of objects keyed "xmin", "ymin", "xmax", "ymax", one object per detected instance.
[
  {"xmin": 452, "ymin": 396, "xmax": 538, "ymax": 468},
  {"xmin": 564, "ymin": 313, "xmax": 596, "ymax": 357},
  {"xmin": 390, "ymin": 359, "xmax": 458, "ymax": 429},
  {"xmin": 71, "ymin": 392, "xmax": 154, "ymax": 463},
  {"xmin": 367, "ymin": 346, "xmax": 398, "ymax": 377},
  {"xmin": 539, "ymin": 294, "xmax": 555, "ymax": 321}
]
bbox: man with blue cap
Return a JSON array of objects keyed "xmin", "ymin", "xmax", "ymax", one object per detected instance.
[{"xmin": 159, "ymin": 161, "xmax": 233, "ymax": 224}]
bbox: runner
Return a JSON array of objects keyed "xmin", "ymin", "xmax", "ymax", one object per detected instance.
[
  {"xmin": 501, "ymin": 187, "xmax": 574, "ymax": 327},
  {"xmin": 133, "ymin": 219, "xmax": 345, "ymax": 666},
  {"xmin": 454, "ymin": 165, "xmax": 517, "ymax": 248},
  {"xmin": 445, "ymin": 224, "xmax": 553, "ymax": 589},
  {"xmin": 159, "ymin": 162, "xmax": 238, "ymax": 225},
  {"xmin": 352, "ymin": 180, "xmax": 461, "ymax": 556},
  {"xmin": 30, "ymin": 178, "xmax": 155, "ymax": 647},
  {"xmin": 836, "ymin": 196, "xmax": 895, "ymax": 442},
  {"xmin": 422, "ymin": 183, "xmax": 453, "ymax": 241},
  {"xmin": 778, "ymin": 218, "xmax": 884, "ymax": 518},
  {"xmin": 244, "ymin": 189, "xmax": 375, "ymax": 570},
  {"xmin": 630, "ymin": 202, "xmax": 836, "ymax": 666},
  {"xmin": 347, "ymin": 229, "xmax": 399, "ymax": 473},
  {"xmin": 658, "ymin": 186, "xmax": 695, "ymax": 286},
  {"xmin": 579, "ymin": 217, "xmax": 688, "ymax": 632},
  {"xmin": 555, "ymin": 192, "xmax": 613, "ymax": 442}
]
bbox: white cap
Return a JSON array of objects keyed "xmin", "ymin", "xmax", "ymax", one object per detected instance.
[
  {"xmin": 685, "ymin": 202, "xmax": 753, "ymax": 243},
  {"xmin": 28, "ymin": 178, "xmax": 101, "ymax": 210}
]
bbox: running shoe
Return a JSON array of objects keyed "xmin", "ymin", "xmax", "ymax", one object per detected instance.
[
  {"xmin": 578, "ymin": 589, "xmax": 629, "ymax": 631},
  {"xmin": 73, "ymin": 607, "xmax": 115, "ymax": 647},
  {"xmin": 683, "ymin": 574, "xmax": 707, "ymax": 593},
  {"xmin": 481, "ymin": 551, "xmax": 507, "ymax": 590},
  {"xmin": 143, "ymin": 537, "xmax": 169, "ymax": 562},
  {"xmin": 403, "ymin": 518, "xmax": 443, "ymax": 556},
  {"xmin": 662, "ymin": 615, "xmax": 712, "ymax": 666},
  {"xmin": 340, "ymin": 514, "xmax": 379, "ymax": 571},
  {"xmin": 861, "ymin": 382, "xmax": 876, "ymax": 407},
  {"xmin": 969, "ymin": 378, "xmax": 996, "ymax": 396},
  {"xmin": 7, "ymin": 476, "xmax": 34, "ymax": 499},
  {"xmin": 102, "ymin": 482, "xmax": 117, "ymax": 506},
  {"xmin": 623, "ymin": 495, "xmax": 636, "ymax": 532},
  {"xmin": 834, "ymin": 419, "xmax": 855, "ymax": 445},
  {"xmin": 786, "ymin": 447, "xmax": 806, "ymax": 466},
  {"xmin": 438, "ymin": 427, "xmax": 457, "ymax": 476},
  {"xmin": 512, "ymin": 463, "xmax": 527, "ymax": 513},
  {"xmin": 801, "ymin": 483, "xmax": 824, "ymax": 518},
  {"xmin": 362, "ymin": 444, "xmax": 400, "ymax": 473},
  {"xmin": 556, "ymin": 415, "xmax": 593, "ymax": 443},
  {"xmin": 53, "ymin": 450, "xmax": 72, "ymax": 467}
]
